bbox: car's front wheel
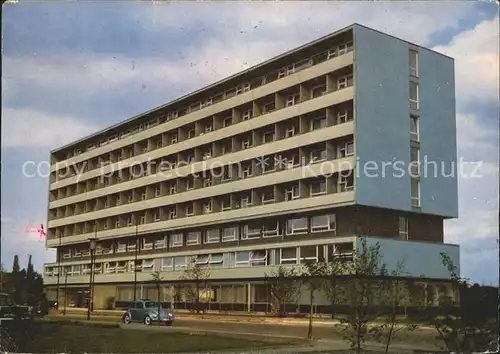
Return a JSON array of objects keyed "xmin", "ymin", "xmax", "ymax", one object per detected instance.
[
  {"xmin": 144, "ymin": 315, "xmax": 152, "ymax": 326},
  {"xmin": 123, "ymin": 314, "xmax": 131, "ymax": 324}
]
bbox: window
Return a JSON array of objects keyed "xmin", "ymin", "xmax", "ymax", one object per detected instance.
[
  {"xmin": 240, "ymin": 194, "xmax": 252, "ymax": 208},
  {"xmin": 203, "ymin": 178, "xmax": 212, "ymax": 187},
  {"xmin": 222, "ymin": 226, "xmax": 239, "ymax": 242},
  {"xmin": 263, "ymin": 220, "xmax": 280, "ymax": 237},
  {"xmin": 169, "ymin": 233, "xmax": 183, "ymax": 247},
  {"xmin": 280, "ymin": 247, "xmax": 297, "ymax": 265},
  {"xmin": 153, "ymin": 210, "xmax": 160, "ymax": 222},
  {"xmin": 285, "ymin": 124, "xmax": 297, "ymax": 138},
  {"xmin": 310, "ymin": 179, "xmax": 327, "ymax": 196},
  {"xmin": 196, "ymin": 255, "xmax": 209, "ymax": 266},
  {"xmin": 203, "ymin": 201, "xmax": 212, "ymax": 214},
  {"xmin": 154, "ymin": 237, "xmax": 166, "ymax": 249},
  {"xmin": 311, "ymin": 84, "xmax": 327, "ymax": 98},
  {"xmin": 242, "ymin": 109, "xmax": 252, "ymax": 121},
  {"xmin": 142, "ymin": 259, "xmax": 154, "ymax": 272},
  {"xmin": 171, "ymin": 134, "xmax": 178, "ymax": 144},
  {"xmin": 399, "ymin": 216, "xmax": 408, "ymax": 240},
  {"xmin": 409, "ymin": 49, "xmax": 418, "ymax": 77},
  {"xmin": 221, "ymin": 196, "xmax": 232, "ymax": 211},
  {"xmin": 241, "ymin": 163, "xmax": 252, "ymax": 178},
  {"xmin": 222, "ymin": 116, "xmax": 232, "ymax": 127},
  {"xmin": 337, "ymin": 74, "xmax": 352, "ymax": 89},
  {"xmin": 221, "ymin": 140, "xmax": 232, "ymax": 154},
  {"xmin": 311, "ymin": 116, "xmax": 327, "ymax": 131},
  {"xmin": 155, "ymin": 187, "xmax": 161, "ymax": 197},
  {"xmin": 264, "ymin": 155, "xmax": 276, "ymax": 173},
  {"xmin": 284, "ymin": 184, "xmax": 300, "ymax": 201},
  {"xmin": 262, "ymin": 101, "xmax": 275, "ymax": 114},
  {"xmin": 204, "ymin": 229, "xmax": 220, "ymax": 244},
  {"xmin": 311, "ymin": 214, "xmax": 336, "ymax": 233},
  {"xmin": 409, "ymin": 81, "xmax": 419, "ymax": 109},
  {"xmin": 210, "ymin": 253, "xmax": 224, "ymax": 267},
  {"xmin": 250, "ymin": 250, "xmax": 268, "ymax": 266},
  {"xmin": 115, "ymin": 218, "xmax": 120, "ymax": 228},
  {"xmin": 242, "ymin": 135, "xmax": 253, "ymax": 149},
  {"xmin": 242, "ymin": 222, "xmax": 261, "ymax": 239},
  {"xmin": 286, "ymin": 217, "xmax": 308, "ymax": 235},
  {"xmin": 139, "ymin": 215, "xmax": 146, "ymax": 225},
  {"xmin": 142, "ymin": 238, "xmax": 153, "ymax": 250},
  {"xmin": 116, "ymin": 242, "xmax": 127, "ymax": 253},
  {"xmin": 262, "ymin": 131, "xmax": 275, "ymax": 144},
  {"xmin": 310, "ymin": 148, "xmax": 327, "ymax": 162},
  {"xmin": 235, "ymin": 251, "xmax": 250, "ymax": 266},
  {"xmin": 127, "ymin": 215, "xmax": 134, "ymax": 226},
  {"xmin": 186, "ymin": 178, "xmax": 195, "ymax": 190},
  {"xmin": 261, "ymin": 188, "xmax": 275, "ymax": 204},
  {"xmin": 410, "ymin": 115, "xmax": 419, "ymax": 141},
  {"xmin": 168, "ymin": 208, "xmax": 177, "ymax": 219},
  {"xmin": 339, "ymin": 173, "xmax": 354, "ymax": 192},
  {"xmin": 338, "ymin": 141, "xmax": 354, "ymax": 157},
  {"xmin": 161, "ymin": 257, "xmax": 173, "ymax": 270},
  {"xmin": 411, "ymin": 178, "xmax": 420, "ymax": 207},
  {"xmin": 186, "ymin": 232, "xmax": 201, "ymax": 246},
  {"xmin": 185, "ymin": 204, "xmax": 194, "ymax": 216},
  {"xmin": 173, "ymin": 256, "xmax": 186, "ymax": 270},
  {"xmin": 286, "ymin": 93, "xmax": 300, "ymax": 107},
  {"xmin": 410, "ymin": 147, "xmax": 420, "ymax": 177},
  {"xmin": 300, "ymin": 246, "xmax": 318, "ymax": 263}
]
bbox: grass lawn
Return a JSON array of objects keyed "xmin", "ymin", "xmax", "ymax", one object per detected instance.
[{"xmin": 22, "ymin": 323, "xmax": 291, "ymax": 353}]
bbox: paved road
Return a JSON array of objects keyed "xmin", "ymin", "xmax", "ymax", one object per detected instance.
[{"xmin": 121, "ymin": 319, "xmax": 446, "ymax": 353}]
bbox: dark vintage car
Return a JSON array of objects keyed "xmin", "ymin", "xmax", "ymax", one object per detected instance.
[{"xmin": 122, "ymin": 299, "xmax": 175, "ymax": 326}]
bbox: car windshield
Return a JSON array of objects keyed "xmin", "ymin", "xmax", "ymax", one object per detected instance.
[{"xmin": 144, "ymin": 301, "xmax": 161, "ymax": 308}]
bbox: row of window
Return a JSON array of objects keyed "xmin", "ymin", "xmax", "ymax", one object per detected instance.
[
  {"xmin": 56, "ymin": 212, "xmax": 338, "ymax": 253},
  {"xmin": 50, "ymin": 137, "xmax": 354, "ymax": 221},
  {"xmin": 408, "ymin": 48, "xmax": 421, "ymax": 208},
  {"xmin": 51, "ymin": 100, "xmax": 354, "ymax": 201},
  {"xmin": 60, "ymin": 40, "xmax": 354, "ymax": 161},
  {"xmin": 54, "ymin": 70, "xmax": 354, "ymax": 186},
  {"xmin": 45, "ymin": 242, "xmax": 354, "ymax": 276},
  {"xmin": 50, "ymin": 172, "xmax": 353, "ymax": 238}
]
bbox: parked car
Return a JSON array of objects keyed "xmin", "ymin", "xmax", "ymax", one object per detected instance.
[{"xmin": 122, "ymin": 299, "xmax": 175, "ymax": 326}]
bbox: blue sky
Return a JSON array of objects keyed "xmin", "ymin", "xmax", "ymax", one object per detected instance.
[{"xmin": 1, "ymin": 2, "xmax": 499, "ymax": 284}]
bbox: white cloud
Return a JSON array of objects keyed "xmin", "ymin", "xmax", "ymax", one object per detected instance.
[
  {"xmin": 433, "ymin": 17, "xmax": 500, "ymax": 106},
  {"xmin": 1, "ymin": 107, "xmax": 101, "ymax": 149}
]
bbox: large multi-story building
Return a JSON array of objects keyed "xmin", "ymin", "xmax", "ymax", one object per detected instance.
[{"xmin": 44, "ymin": 23, "xmax": 460, "ymax": 311}]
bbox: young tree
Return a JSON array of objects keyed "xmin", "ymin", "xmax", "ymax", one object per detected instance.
[
  {"xmin": 335, "ymin": 237, "xmax": 387, "ymax": 354},
  {"xmin": 265, "ymin": 265, "xmax": 300, "ymax": 317},
  {"xmin": 301, "ymin": 261, "xmax": 328, "ymax": 339},
  {"xmin": 370, "ymin": 261, "xmax": 417, "ymax": 354},
  {"xmin": 179, "ymin": 257, "xmax": 211, "ymax": 314},
  {"xmin": 151, "ymin": 271, "xmax": 163, "ymax": 319},
  {"xmin": 322, "ymin": 258, "xmax": 346, "ymax": 319}
]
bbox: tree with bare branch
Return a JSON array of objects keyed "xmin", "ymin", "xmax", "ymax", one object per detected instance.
[
  {"xmin": 151, "ymin": 271, "xmax": 163, "ymax": 318},
  {"xmin": 301, "ymin": 261, "xmax": 328, "ymax": 339},
  {"xmin": 179, "ymin": 257, "xmax": 211, "ymax": 315},
  {"xmin": 265, "ymin": 266, "xmax": 300, "ymax": 317},
  {"xmin": 335, "ymin": 237, "xmax": 387, "ymax": 354},
  {"xmin": 370, "ymin": 261, "xmax": 417, "ymax": 354}
]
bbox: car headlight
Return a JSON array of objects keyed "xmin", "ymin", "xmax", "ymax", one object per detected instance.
[{"xmin": 151, "ymin": 312, "xmax": 158, "ymax": 319}]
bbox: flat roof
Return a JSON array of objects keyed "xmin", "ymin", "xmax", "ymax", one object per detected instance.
[{"xmin": 51, "ymin": 23, "xmax": 452, "ymax": 154}]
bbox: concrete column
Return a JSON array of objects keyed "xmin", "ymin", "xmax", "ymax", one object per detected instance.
[{"xmin": 247, "ymin": 283, "xmax": 251, "ymax": 312}]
